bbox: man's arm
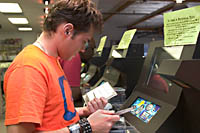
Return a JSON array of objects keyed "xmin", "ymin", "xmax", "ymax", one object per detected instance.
[
  {"xmin": 7, "ymin": 123, "xmax": 70, "ymax": 133},
  {"xmin": 7, "ymin": 110, "xmax": 120, "ymax": 133},
  {"xmin": 7, "ymin": 123, "xmax": 35, "ymax": 133}
]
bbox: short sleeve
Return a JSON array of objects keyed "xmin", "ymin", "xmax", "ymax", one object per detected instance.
[{"xmin": 4, "ymin": 66, "xmax": 48, "ymax": 125}]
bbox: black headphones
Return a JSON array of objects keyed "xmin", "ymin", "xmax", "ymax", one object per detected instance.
[{"xmin": 65, "ymin": 31, "xmax": 69, "ymax": 35}]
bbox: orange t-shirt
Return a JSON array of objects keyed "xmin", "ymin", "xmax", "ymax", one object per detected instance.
[{"xmin": 4, "ymin": 45, "xmax": 80, "ymax": 131}]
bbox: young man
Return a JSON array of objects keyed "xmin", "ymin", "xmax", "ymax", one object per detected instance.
[{"xmin": 4, "ymin": 0, "xmax": 120, "ymax": 132}]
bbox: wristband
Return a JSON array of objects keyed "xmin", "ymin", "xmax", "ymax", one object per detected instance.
[
  {"xmin": 78, "ymin": 118, "xmax": 92, "ymax": 133},
  {"xmin": 68, "ymin": 123, "xmax": 81, "ymax": 133}
]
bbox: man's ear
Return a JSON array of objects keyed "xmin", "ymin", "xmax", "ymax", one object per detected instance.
[{"xmin": 63, "ymin": 23, "xmax": 74, "ymax": 36}]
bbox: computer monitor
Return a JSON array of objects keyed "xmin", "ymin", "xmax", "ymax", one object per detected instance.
[
  {"xmin": 152, "ymin": 45, "xmax": 200, "ymax": 132},
  {"xmin": 82, "ymin": 73, "xmax": 91, "ymax": 82},
  {"xmin": 90, "ymin": 45, "xmax": 128, "ymax": 89},
  {"xmin": 91, "ymin": 66, "xmax": 120, "ymax": 89},
  {"xmin": 81, "ymin": 64, "xmax": 97, "ymax": 84},
  {"xmin": 130, "ymin": 97, "xmax": 161, "ymax": 123},
  {"xmin": 120, "ymin": 41, "xmax": 191, "ymax": 133},
  {"xmin": 145, "ymin": 45, "xmax": 185, "ymax": 88},
  {"xmin": 97, "ymin": 80, "xmax": 106, "ymax": 87}
]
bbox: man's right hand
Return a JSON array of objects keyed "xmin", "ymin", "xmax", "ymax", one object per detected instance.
[{"xmin": 87, "ymin": 109, "xmax": 120, "ymax": 133}]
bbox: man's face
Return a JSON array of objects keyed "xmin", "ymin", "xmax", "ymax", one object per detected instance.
[{"xmin": 59, "ymin": 26, "xmax": 94, "ymax": 60}]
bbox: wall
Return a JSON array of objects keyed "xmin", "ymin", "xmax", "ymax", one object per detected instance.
[{"xmin": 0, "ymin": 32, "xmax": 39, "ymax": 48}]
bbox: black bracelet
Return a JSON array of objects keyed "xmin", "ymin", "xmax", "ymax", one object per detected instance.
[{"xmin": 78, "ymin": 118, "xmax": 92, "ymax": 133}]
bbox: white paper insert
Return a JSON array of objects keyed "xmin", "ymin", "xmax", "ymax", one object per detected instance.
[{"xmin": 83, "ymin": 82, "xmax": 117, "ymax": 104}]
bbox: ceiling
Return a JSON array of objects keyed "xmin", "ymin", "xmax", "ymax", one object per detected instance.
[{"xmin": 0, "ymin": 0, "xmax": 200, "ymax": 40}]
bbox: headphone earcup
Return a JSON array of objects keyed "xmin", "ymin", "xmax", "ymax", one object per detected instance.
[{"xmin": 65, "ymin": 31, "xmax": 69, "ymax": 35}]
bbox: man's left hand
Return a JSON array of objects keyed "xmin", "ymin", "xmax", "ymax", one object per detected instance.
[{"xmin": 86, "ymin": 97, "xmax": 108, "ymax": 114}]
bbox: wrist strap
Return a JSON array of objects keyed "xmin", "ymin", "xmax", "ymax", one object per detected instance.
[{"xmin": 78, "ymin": 118, "xmax": 92, "ymax": 133}]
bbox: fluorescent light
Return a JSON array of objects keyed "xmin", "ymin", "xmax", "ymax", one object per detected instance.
[
  {"xmin": 43, "ymin": 0, "xmax": 50, "ymax": 5},
  {"xmin": 8, "ymin": 18, "xmax": 29, "ymax": 24},
  {"xmin": 176, "ymin": 0, "xmax": 184, "ymax": 3},
  {"xmin": 45, "ymin": 1, "xmax": 49, "ymax": 6},
  {"xmin": 0, "ymin": 3, "xmax": 22, "ymax": 13},
  {"xmin": 18, "ymin": 27, "xmax": 32, "ymax": 31}
]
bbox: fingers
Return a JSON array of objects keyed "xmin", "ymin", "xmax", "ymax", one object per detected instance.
[
  {"xmin": 87, "ymin": 110, "xmax": 120, "ymax": 133},
  {"xmin": 109, "ymin": 114, "xmax": 120, "ymax": 122},
  {"xmin": 90, "ymin": 97, "xmax": 107, "ymax": 109},
  {"xmin": 87, "ymin": 102, "xmax": 95, "ymax": 113},
  {"xmin": 87, "ymin": 99, "xmax": 103, "ymax": 114},
  {"xmin": 91, "ymin": 99, "xmax": 99, "ymax": 109},
  {"xmin": 94, "ymin": 98, "xmax": 104, "ymax": 109},
  {"xmin": 87, "ymin": 97, "xmax": 108, "ymax": 113},
  {"xmin": 100, "ymin": 109, "xmax": 115, "ymax": 115},
  {"xmin": 100, "ymin": 97, "xmax": 108, "ymax": 107},
  {"xmin": 97, "ymin": 110, "xmax": 120, "ymax": 122}
]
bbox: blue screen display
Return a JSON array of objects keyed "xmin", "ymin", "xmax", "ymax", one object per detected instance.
[{"xmin": 130, "ymin": 97, "xmax": 160, "ymax": 123}]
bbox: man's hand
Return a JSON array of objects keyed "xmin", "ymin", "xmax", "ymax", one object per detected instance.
[
  {"xmin": 87, "ymin": 109, "xmax": 120, "ymax": 133},
  {"xmin": 76, "ymin": 97, "xmax": 107, "ymax": 116},
  {"xmin": 86, "ymin": 97, "xmax": 107, "ymax": 114}
]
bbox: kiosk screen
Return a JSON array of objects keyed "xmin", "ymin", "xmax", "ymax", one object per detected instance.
[
  {"xmin": 97, "ymin": 80, "xmax": 106, "ymax": 86},
  {"xmin": 130, "ymin": 97, "xmax": 160, "ymax": 123},
  {"xmin": 83, "ymin": 74, "xmax": 91, "ymax": 81}
]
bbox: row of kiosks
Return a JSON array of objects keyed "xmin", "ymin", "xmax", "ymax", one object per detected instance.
[
  {"xmin": 80, "ymin": 36, "xmax": 108, "ymax": 89},
  {"xmin": 81, "ymin": 38, "xmax": 200, "ymax": 133},
  {"xmin": 80, "ymin": 35, "xmax": 110, "ymax": 85},
  {"xmin": 81, "ymin": 29, "xmax": 144, "ymax": 132},
  {"xmin": 81, "ymin": 29, "xmax": 139, "ymax": 103},
  {"xmin": 119, "ymin": 5, "xmax": 200, "ymax": 132},
  {"xmin": 120, "ymin": 40, "xmax": 200, "ymax": 133},
  {"xmin": 82, "ymin": 5, "xmax": 200, "ymax": 133},
  {"xmin": 81, "ymin": 29, "xmax": 132, "ymax": 88}
]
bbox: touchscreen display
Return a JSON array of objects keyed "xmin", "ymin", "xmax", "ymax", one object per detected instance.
[
  {"xmin": 97, "ymin": 80, "xmax": 106, "ymax": 86},
  {"xmin": 130, "ymin": 97, "xmax": 160, "ymax": 123},
  {"xmin": 83, "ymin": 74, "xmax": 91, "ymax": 81}
]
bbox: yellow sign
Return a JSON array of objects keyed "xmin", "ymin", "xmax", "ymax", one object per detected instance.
[
  {"xmin": 117, "ymin": 29, "xmax": 137, "ymax": 49},
  {"xmin": 96, "ymin": 36, "xmax": 107, "ymax": 52},
  {"xmin": 0, "ymin": 62, "xmax": 11, "ymax": 68},
  {"xmin": 164, "ymin": 6, "xmax": 200, "ymax": 46}
]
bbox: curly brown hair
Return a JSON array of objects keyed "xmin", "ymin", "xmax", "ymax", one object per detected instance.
[{"xmin": 43, "ymin": 0, "xmax": 103, "ymax": 36}]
